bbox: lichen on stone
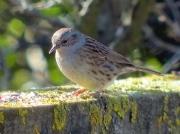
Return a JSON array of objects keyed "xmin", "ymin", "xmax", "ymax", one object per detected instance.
[
  {"xmin": 89, "ymin": 103, "xmax": 102, "ymax": 133},
  {"xmin": 109, "ymin": 75, "xmax": 180, "ymax": 93},
  {"xmin": 175, "ymin": 107, "xmax": 180, "ymax": 126},
  {"xmin": 33, "ymin": 125, "xmax": 40, "ymax": 134},
  {"xmin": 0, "ymin": 112, "xmax": 4, "ymax": 124},
  {"xmin": 89, "ymin": 93, "xmax": 138, "ymax": 134},
  {"xmin": 130, "ymin": 100, "xmax": 138, "ymax": 123},
  {"xmin": 176, "ymin": 119, "xmax": 180, "ymax": 126},
  {"xmin": 52, "ymin": 103, "xmax": 68, "ymax": 131},
  {"xmin": 89, "ymin": 98, "xmax": 114, "ymax": 134},
  {"xmin": 158, "ymin": 95, "xmax": 169, "ymax": 125},
  {"xmin": 110, "ymin": 95, "xmax": 130, "ymax": 119},
  {"xmin": 0, "ymin": 75, "xmax": 179, "ymax": 108},
  {"xmin": 18, "ymin": 108, "xmax": 28, "ymax": 125},
  {"xmin": 102, "ymin": 103, "xmax": 112, "ymax": 131},
  {"xmin": 107, "ymin": 94, "xmax": 138, "ymax": 123},
  {"xmin": 157, "ymin": 95, "xmax": 179, "ymax": 133}
]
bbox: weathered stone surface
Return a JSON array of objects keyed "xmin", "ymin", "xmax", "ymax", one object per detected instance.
[{"xmin": 0, "ymin": 76, "xmax": 179, "ymax": 134}]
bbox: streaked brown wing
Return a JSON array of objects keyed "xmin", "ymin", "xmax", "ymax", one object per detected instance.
[{"xmin": 82, "ymin": 36, "xmax": 133, "ymax": 67}]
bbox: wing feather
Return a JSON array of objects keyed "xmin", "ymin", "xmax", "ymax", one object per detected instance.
[{"xmin": 81, "ymin": 36, "xmax": 133, "ymax": 67}]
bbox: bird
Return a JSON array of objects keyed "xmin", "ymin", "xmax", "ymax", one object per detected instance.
[{"xmin": 49, "ymin": 28, "xmax": 162, "ymax": 92}]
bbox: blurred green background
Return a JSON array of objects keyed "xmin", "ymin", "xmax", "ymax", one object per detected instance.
[{"xmin": 0, "ymin": 0, "xmax": 179, "ymax": 90}]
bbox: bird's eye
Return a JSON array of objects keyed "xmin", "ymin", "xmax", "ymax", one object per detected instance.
[{"xmin": 62, "ymin": 40, "xmax": 67, "ymax": 44}]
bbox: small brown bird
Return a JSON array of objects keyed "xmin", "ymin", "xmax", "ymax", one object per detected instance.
[{"xmin": 49, "ymin": 28, "xmax": 161, "ymax": 90}]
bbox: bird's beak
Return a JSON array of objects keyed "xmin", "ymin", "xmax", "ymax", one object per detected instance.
[{"xmin": 49, "ymin": 45, "xmax": 56, "ymax": 54}]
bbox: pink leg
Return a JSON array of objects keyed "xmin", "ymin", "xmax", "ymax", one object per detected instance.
[{"xmin": 72, "ymin": 88, "xmax": 87, "ymax": 96}]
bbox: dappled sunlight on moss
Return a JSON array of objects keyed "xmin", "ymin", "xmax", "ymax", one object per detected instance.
[
  {"xmin": 109, "ymin": 75, "xmax": 180, "ymax": 93},
  {"xmin": 0, "ymin": 75, "xmax": 179, "ymax": 108}
]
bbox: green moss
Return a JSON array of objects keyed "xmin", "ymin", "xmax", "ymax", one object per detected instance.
[
  {"xmin": 158, "ymin": 95, "xmax": 169, "ymax": 125},
  {"xmin": 0, "ymin": 112, "xmax": 4, "ymax": 124},
  {"xmin": 52, "ymin": 103, "xmax": 68, "ymax": 131},
  {"xmin": 89, "ymin": 103, "xmax": 102, "ymax": 133},
  {"xmin": 107, "ymin": 95, "xmax": 138, "ymax": 123},
  {"xmin": 158, "ymin": 113, "xmax": 169, "ymax": 126},
  {"xmin": 103, "ymin": 109, "xmax": 112, "ymax": 130},
  {"xmin": 175, "ymin": 107, "xmax": 180, "ymax": 126},
  {"xmin": 89, "ymin": 95, "xmax": 138, "ymax": 133},
  {"xmin": 0, "ymin": 75, "xmax": 178, "ymax": 133},
  {"xmin": 109, "ymin": 75, "xmax": 180, "ymax": 93},
  {"xmin": 0, "ymin": 75, "xmax": 179, "ymax": 108},
  {"xmin": 18, "ymin": 109, "xmax": 28, "ymax": 125},
  {"xmin": 175, "ymin": 107, "xmax": 180, "ymax": 117},
  {"xmin": 111, "ymin": 96, "xmax": 129, "ymax": 119},
  {"xmin": 164, "ymin": 95, "xmax": 169, "ymax": 114},
  {"xmin": 89, "ymin": 103, "xmax": 101, "ymax": 125},
  {"xmin": 89, "ymin": 101, "xmax": 113, "ymax": 134},
  {"xmin": 33, "ymin": 126, "xmax": 40, "ymax": 134},
  {"xmin": 157, "ymin": 95, "xmax": 179, "ymax": 133},
  {"xmin": 130, "ymin": 101, "xmax": 138, "ymax": 123},
  {"xmin": 176, "ymin": 119, "xmax": 180, "ymax": 126},
  {"xmin": 89, "ymin": 94, "xmax": 138, "ymax": 133}
]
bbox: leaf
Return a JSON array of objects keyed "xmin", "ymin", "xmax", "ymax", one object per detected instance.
[
  {"xmin": 11, "ymin": 69, "xmax": 31, "ymax": 89},
  {"xmin": 5, "ymin": 53, "xmax": 17, "ymax": 68},
  {"xmin": 0, "ymin": 35, "xmax": 10, "ymax": 47},
  {"xmin": 40, "ymin": 6, "xmax": 62, "ymax": 16},
  {"xmin": 48, "ymin": 59, "xmax": 66, "ymax": 85},
  {"xmin": 8, "ymin": 18, "xmax": 26, "ymax": 37},
  {"xmin": 145, "ymin": 58, "xmax": 162, "ymax": 71},
  {"xmin": 50, "ymin": 69, "xmax": 66, "ymax": 85}
]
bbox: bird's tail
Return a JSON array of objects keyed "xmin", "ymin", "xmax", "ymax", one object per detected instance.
[{"xmin": 134, "ymin": 66, "xmax": 163, "ymax": 75}]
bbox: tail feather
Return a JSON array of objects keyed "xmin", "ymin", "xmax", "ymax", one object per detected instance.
[{"xmin": 134, "ymin": 66, "xmax": 163, "ymax": 75}]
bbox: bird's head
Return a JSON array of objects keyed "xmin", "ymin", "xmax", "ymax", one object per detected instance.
[{"xmin": 49, "ymin": 28, "xmax": 85, "ymax": 54}]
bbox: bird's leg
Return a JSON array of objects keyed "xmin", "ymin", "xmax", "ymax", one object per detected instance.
[{"xmin": 72, "ymin": 88, "xmax": 87, "ymax": 96}]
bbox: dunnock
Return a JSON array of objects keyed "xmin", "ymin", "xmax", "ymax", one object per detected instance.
[{"xmin": 49, "ymin": 28, "xmax": 161, "ymax": 90}]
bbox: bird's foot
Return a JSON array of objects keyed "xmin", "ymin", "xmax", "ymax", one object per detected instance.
[{"xmin": 72, "ymin": 88, "xmax": 87, "ymax": 96}]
